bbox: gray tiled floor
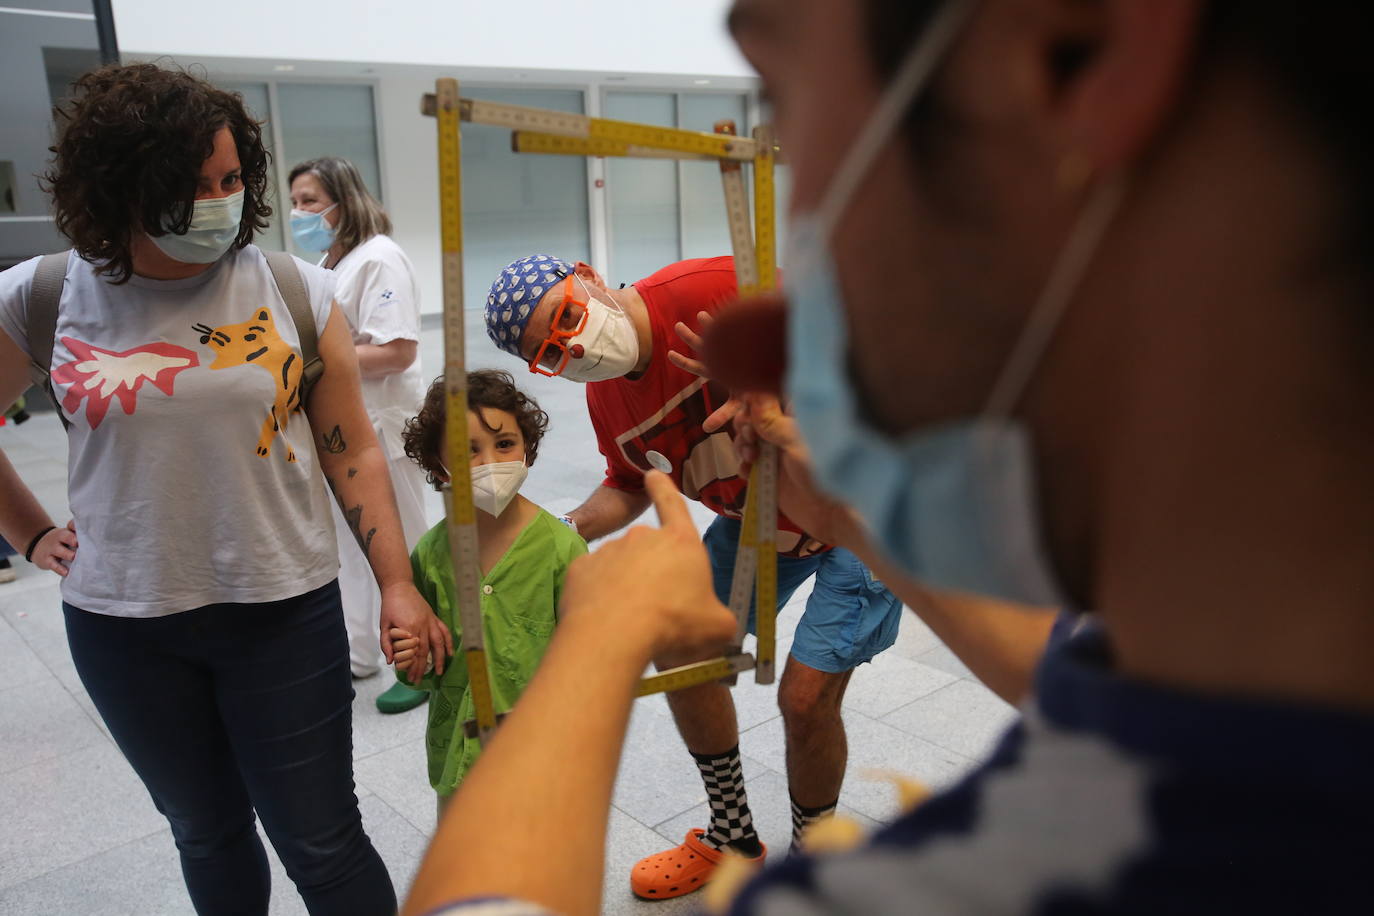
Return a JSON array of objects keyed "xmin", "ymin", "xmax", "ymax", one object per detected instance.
[{"xmin": 0, "ymin": 316, "xmax": 1017, "ymax": 914}]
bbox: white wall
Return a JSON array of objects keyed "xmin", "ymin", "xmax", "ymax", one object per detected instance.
[
  {"xmin": 0, "ymin": 10, "xmax": 100, "ymax": 261},
  {"xmin": 112, "ymin": 0, "xmax": 763, "ymax": 315},
  {"xmin": 113, "ymin": 0, "xmax": 751, "ymax": 78},
  {"xmin": 376, "ymin": 71, "xmax": 443, "ymax": 317}
]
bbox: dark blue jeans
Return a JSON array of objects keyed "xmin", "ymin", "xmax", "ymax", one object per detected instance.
[{"xmin": 64, "ymin": 580, "xmax": 396, "ymax": 915}]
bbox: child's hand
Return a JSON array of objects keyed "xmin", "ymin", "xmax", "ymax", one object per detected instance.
[
  {"xmin": 390, "ymin": 627, "xmax": 421, "ymax": 666},
  {"xmin": 380, "ymin": 582, "xmax": 453, "ymax": 682},
  {"xmin": 390, "ymin": 627, "xmax": 433, "ymax": 685}
]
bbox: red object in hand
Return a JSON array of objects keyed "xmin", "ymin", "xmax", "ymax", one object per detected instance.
[{"xmin": 701, "ymin": 293, "xmax": 788, "ymax": 395}]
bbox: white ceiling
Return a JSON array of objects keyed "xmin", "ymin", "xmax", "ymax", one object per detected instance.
[{"xmin": 112, "ymin": 0, "xmax": 758, "ymax": 84}]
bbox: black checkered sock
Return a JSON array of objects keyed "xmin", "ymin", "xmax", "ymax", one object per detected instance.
[
  {"xmin": 692, "ymin": 745, "xmax": 762, "ymax": 857},
  {"xmin": 790, "ymin": 795, "xmax": 838, "ymax": 854}
]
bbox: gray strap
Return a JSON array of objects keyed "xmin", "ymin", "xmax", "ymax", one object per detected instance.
[
  {"xmin": 26, "ymin": 251, "xmax": 72, "ymax": 430},
  {"xmin": 27, "ymin": 252, "xmax": 70, "ymax": 388},
  {"xmin": 263, "ymin": 249, "xmax": 325, "ymax": 401}
]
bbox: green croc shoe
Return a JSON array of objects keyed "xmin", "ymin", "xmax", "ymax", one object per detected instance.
[{"xmin": 376, "ymin": 682, "xmax": 428, "ymax": 715}]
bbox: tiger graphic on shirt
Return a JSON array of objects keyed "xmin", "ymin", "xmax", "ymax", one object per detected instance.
[{"xmin": 193, "ymin": 307, "xmax": 303, "ymax": 461}]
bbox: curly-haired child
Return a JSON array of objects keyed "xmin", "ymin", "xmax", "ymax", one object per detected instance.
[{"xmin": 390, "ymin": 369, "xmax": 587, "ymax": 810}]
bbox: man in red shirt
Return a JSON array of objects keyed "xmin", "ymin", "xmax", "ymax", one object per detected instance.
[{"xmin": 484, "ymin": 253, "xmax": 903, "ymax": 899}]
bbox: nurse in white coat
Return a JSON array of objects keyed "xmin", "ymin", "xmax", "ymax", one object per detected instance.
[{"xmin": 289, "ymin": 157, "xmax": 430, "ymax": 712}]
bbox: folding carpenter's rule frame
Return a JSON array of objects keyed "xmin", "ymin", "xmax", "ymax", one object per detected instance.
[{"xmin": 424, "ymin": 80, "xmax": 781, "ymax": 745}]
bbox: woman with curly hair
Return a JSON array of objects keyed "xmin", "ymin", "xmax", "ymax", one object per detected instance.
[
  {"xmin": 0, "ymin": 63, "xmax": 451, "ymax": 914},
  {"xmin": 287, "ymin": 157, "xmax": 432, "ymax": 712}
]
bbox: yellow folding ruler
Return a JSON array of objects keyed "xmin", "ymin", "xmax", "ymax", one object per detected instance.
[
  {"xmin": 606, "ymin": 119, "xmax": 781, "ymax": 696},
  {"xmin": 422, "ymin": 82, "xmax": 785, "ymax": 718},
  {"xmin": 711, "ymin": 119, "xmax": 780, "ymax": 687},
  {"xmin": 751, "ymin": 124, "xmax": 780, "ymax": 686},
  {"xmin": 421, "ymin": 94, "xmax": 759, "ymax": 161},
  {"xmin": 425, "ymin": 78, "xmax": 499, "ymax": 746}
]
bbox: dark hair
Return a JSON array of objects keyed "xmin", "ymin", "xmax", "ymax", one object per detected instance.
[
  {"xmin": 43, "ymin": 62, "xmax": 271, "ymax": 284},
  {"xmin": 864, "ymin": 1, "xmax": 1374, "ymax": 282},
  {"xmin": 288, "ymin": 157, "xmax": 391, "ymax": 257},
  {"xmin": 403, "ymin": 369, "xmax": 551, "ymax": 487}
]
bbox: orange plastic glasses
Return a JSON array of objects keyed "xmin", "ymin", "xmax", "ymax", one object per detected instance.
[{"xmin": 528, "ymin": 276, "xmax": 590, "ymax": 377}]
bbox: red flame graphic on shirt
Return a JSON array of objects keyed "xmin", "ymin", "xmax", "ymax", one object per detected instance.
[{"xmin": 50, "ymin": 338, "xmax": 200, "ymax": 429}]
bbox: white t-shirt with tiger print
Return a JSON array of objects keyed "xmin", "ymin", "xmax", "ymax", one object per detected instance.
[{"xmin": 0, "ymin": 245, "xmax": 340, "ymax": 617}]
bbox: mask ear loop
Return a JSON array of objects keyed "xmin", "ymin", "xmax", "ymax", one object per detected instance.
[
  {"xmin": 980, "ymin": 176, "xmax": 1129, "ymax": 419},
  {"xmin": 811, "ymin": 0, "xmax": 980, "ymax": 242},
  {"xmin": 294, "ymin": 201, "xmax": 337, "ymax": 218},
  {"xmin": 574, "ymin": 273, "xmax": 625, "ymax": 315}
]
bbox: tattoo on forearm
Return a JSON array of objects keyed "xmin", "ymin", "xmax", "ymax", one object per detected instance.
[
  {"xmin": 322, "ymin": 425, "xmax": 346, "ymax": 454},
  {"xmin": 344, "ymin": 503, "xmax": 377, "ymax": 558}
]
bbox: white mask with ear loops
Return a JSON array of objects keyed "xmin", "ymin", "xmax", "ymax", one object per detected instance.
[
  {"xmin": 471, "ymin": 460, "xmax": 529, "ymax": 516},
  {"xmin": 147, "ymin": 190, "xmax": 244, "ymax": 264},
  {"xmin": 557, "ymin": 276, "xmax": 641, "ymax": 383},
  {"xmin": 438, "ymin": 459, "xmax": 529, "ymax": 516}
]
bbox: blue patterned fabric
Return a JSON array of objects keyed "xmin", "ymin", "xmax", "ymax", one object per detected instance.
[
  {"xmin": 484, "ymin": 255, "xmax": 574, "ymax": 357},
  {"xmin": 727, "ymin": 622, "xmax": 1374, "ymax": 915}
]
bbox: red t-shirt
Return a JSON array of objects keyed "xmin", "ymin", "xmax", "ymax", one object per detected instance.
[{"xmin": 586, "ymin": 257, "xmax": 825, "ymax": 557}]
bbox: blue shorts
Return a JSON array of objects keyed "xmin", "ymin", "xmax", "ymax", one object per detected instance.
[{"xmin": 702, "ymin": 515, "xmax": 903, "ymax": 674}]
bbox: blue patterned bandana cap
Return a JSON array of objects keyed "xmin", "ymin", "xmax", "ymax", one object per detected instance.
[{"xmin": 485, "ymin": 254, "xmax": 575, "ymax": 358}]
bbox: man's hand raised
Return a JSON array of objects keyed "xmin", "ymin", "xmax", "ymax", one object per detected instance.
[
  {"xmin": 667, "ymin": 310, "xmax": 743, "ymax": 434},
  {"xmin": 733, "ymin": 393, "xmax": 867, "ymax": 551}
]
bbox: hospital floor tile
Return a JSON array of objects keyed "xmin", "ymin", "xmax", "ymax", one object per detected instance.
[
  {"xmin": 739, "ymin": 710, "xmax": 979, "ymax": 825},
  {"xmin": 882, "ymin": 678, "xmax": 1020, "ymax": 761}
]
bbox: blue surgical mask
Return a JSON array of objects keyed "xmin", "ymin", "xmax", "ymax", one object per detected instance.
[
  {"xmin": 290, "ymin": 204, "xmax": 338, "ymax": 253},
  {"xmin": 147, "ymin": 190, "xmax": 244, "ymax": 264},
  {"xmin": 784, "ymin": 0, "xmax": 1125, "ymax": 606}
]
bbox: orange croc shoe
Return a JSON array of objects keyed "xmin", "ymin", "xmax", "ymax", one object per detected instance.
[{"xmin": 631, "ymin": 829, "xmax": 766, "ymax": 900}]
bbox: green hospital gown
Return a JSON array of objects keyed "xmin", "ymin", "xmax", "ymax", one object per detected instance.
[{"xmin": 404, "ymin": 508, "xmax": 587, "ymax": 796}]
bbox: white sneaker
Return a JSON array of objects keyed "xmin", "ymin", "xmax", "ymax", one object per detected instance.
[{"xmin": 0, "ymin": 559, "xmax": 16, "ymax": 584}]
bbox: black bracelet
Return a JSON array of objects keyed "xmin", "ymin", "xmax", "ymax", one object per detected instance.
[{"xmin": 24, "ymin": 526, "xmax": 56, "ymax": 563}]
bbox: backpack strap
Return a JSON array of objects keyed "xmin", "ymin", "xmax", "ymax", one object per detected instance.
[
  {"xmin": 26, "ymin": 251, "xmax": 73, "ymax": 431},
  {"xmin": 263, "ymin": 249, "xmax": 325, "ymax": 404}
]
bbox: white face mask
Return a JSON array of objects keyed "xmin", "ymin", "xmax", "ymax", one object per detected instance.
[
  {"xmin": 438, "ymin": 459, "xmax": 530, "ymax": 515},
  {"xmin": 147, "ymin": 189, "xmax": 244, "ymax": 264},
  {"xmin": 557, "ymin": 277, "xmax": 641, "ymax": 383},
  {"xmin": 468, "ymin": 460, "xmax": 528, "ymax": 517}
]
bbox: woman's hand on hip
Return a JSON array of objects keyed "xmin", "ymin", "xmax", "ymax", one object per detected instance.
[{"xmin": 32, "ymin": 520, "xmax": 78, "ymax": 578}]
